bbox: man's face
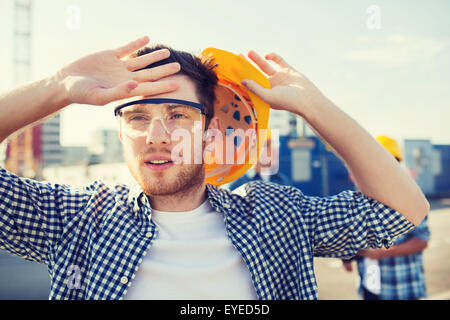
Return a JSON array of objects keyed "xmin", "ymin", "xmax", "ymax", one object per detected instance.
[{"xmin": 119, "ymin": 74, "xmax": 209, "ymax": 196}]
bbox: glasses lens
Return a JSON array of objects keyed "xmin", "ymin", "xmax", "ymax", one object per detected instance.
[{"xmin": 120, "ymin": 104, "xmax": 202, "ymax": 136}]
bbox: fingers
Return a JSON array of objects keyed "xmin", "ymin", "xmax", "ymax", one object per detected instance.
[
  {"xmin": 245, "ymin": 50, "xmax": 293, "ymax": 75},
  {"xmin": 247, "ymin": 50, "xmax": 277, "ymax": 76},
  {"xmin": 265, "ymin": 52, "xmax": 292, "ymax": 69},
  {"xmin": 93, "ymin": 80, "xmax": 139, "ymax": 105},
  {"xmin": 241, "ymin": 79, "xmax": 272, "ymax": 102},
  {"xmin": 115, "ymin": 36, "xmax": 150, "ymax": 59},
  {"xmin": 239, "ymin": 53, "xmax": 252, "ymax": 63},
  {"xmin": 128, "ymin": 80, "xmax": 179, "ymax": 97},
  {"xmin": 93, "ymin": 80, "xmax": 178, "ymax": 105},
  {"xmin": 125, "ymin": 48, "xmax": 171, "ymax": 71},
  {"xmin": 132, "ymin": 62, "xmax": 180, "ymax": 82}
]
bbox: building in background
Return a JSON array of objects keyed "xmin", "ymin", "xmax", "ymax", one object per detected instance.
[
  {"xmin": 5, "ymin": 125, "xmax": 41, "ymax": 178},
  {"xmin": 41, "ymin": 114, "xmax": 63, "ymax": 168},
  {"xmin": 89, "ymin": 129, "xmax": 123, "ymax": 164},
  {"xmin": 5, "ymin": 0, "xmax": 35, "ymax": 177},
  {"xmin": 5, "ymin": 114, "xmax": 63, "ymax": 178},
  {"xmin": 43, "ymin": 162, "xmax": 134, "ymax": 188},
  {"xmin": 61, "ymin": 145, "xmax": 90, "ymax": 166},
  {"xmin": 3, "ymin": 1, "xmax": 64, "ymax": 177}
]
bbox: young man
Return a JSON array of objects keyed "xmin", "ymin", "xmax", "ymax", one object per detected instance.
[{"xmin": 0, "ymin": 36, "xmax": 429, "ymax": 300}]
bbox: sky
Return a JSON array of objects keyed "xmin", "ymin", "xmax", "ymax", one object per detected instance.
[{"xmin": 0, "ymin": 0, "xmax": 449, "ymax": 146}]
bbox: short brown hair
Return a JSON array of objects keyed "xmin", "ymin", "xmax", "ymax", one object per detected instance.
[{"xmin": 132, "ymin": 45, "xmax": 218, "ymax": 129}]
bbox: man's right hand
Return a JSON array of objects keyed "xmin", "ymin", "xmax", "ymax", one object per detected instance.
[
  {"xmin": 54, "ymin": 36, "xmax": 180, "ymax": 106},
  {"xmin": 0, "ymin": 36, "xmax": 181, "ymax": 143}
]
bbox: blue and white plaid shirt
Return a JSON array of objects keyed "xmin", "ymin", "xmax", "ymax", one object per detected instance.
[
  {"xmin": 356, "ymin": 216, "xmax": 430, "ymax": 300},
  {"xmin": 0, "ymin": 166, "xmax": 416, "ymax": 300}
]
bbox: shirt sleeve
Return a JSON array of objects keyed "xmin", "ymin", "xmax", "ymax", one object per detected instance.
[
  {"xmin": 295, "ymin": 189, "xmax": 417, "ymax": 259},
  {"xmin": 409, "ymin": 215, "xmax": 431, "ymax": 241},
  {"xmin": 0, "ymin": 167, "xmax": 92, "ymax": 264}
]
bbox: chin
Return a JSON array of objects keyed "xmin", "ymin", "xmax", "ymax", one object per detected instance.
[{"xmin": 132, "ymin": 163, "xmax": 205, "ymax": 197}]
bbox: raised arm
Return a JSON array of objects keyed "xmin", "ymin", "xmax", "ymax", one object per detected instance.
[
  {"xmin": 241, "ymin": 50, "xmax": 429, "ymax": 226},
  {"xmin": 0, "ymin": 36, "xmax": 180, "ymax": 143}
]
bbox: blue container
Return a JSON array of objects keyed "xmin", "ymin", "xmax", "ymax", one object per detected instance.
[
  {"xmin": 404, "ymin": 140, "xmax": 435, "ymax": 196},
  {"xmin": 279, "ymin": 136, "xmax": 354, "ymax": 196},
  {"xmin": 325, "ymin": 151, "xmax": 355, "ymax": 195},
  {"xmin": 432, "ymin": 145, "xmax": 450, "ymax": 195}
]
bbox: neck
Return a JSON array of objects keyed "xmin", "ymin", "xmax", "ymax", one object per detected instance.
[{"xmin": 148, "ymin": 182, "xmax": 208, "ymax": 212}]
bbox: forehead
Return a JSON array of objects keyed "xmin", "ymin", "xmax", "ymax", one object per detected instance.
[{"xmin": 147, "ymin": 74, "xmax": 199, "ymax": 102}]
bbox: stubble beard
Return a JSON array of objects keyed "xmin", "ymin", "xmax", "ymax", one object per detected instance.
[
  {"xmin": 124, "ymin": 136, "xmax": 207, "ymax": 199},
  {"xmin": 138, "ymin": 163, "xmax": 205, "ymax": 197}
]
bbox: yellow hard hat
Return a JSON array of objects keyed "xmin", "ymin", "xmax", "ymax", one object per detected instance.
[
  {"xmin": 266, "ymin": 127, "xmax": 272, "ymax": 140},
  {"xmin": 376, "ymin": 135, "xmax": 403, "ymax": 162},
  {"xmin": 199, "ymin": 48, "xmax": 271, "ymax": 186}
]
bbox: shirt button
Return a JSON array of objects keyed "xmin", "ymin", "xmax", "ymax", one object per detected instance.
[
  {"xmin": 145, "ymin": 232, "xmax": 152, "ymax": 238},
  {"xmin": 120, "ymin": 276, "xmax": 128, "ymax": 285}
]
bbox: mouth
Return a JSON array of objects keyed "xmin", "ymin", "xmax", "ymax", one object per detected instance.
[{"xmin": 144, "ymin": 159, "xmax": 174, "ymax": 171}]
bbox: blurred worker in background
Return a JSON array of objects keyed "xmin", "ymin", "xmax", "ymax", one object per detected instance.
[{"xmin": 342, "ymin": 136, "xmax": 431, "ymax": 300}]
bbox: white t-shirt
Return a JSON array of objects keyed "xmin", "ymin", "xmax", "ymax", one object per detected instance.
[{"xmin": 123, "ymin": 199, "xmax": 257, "ymax": 300}]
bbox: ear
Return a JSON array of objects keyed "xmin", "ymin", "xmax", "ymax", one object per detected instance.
[
  {"xmin": 206, "ymin": 116, "xmax": 221, "ymax": 131},
  {"xmin": 202, "ymin": 116, "xmax": 221, "ymax": 147}
]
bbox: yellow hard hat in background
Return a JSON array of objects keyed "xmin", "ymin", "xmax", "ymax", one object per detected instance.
[
  {"xmin": 376, "ymin": 135, "xmax": 403, "ymax": 162},
  {"xmin": 199, "ymin": 48, "xmax": 271, "ymax": 186}
]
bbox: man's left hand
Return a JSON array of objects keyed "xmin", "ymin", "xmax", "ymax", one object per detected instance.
[{"xmin": 240, "ymin": 50, "xmax": 325, "ymax": 117}]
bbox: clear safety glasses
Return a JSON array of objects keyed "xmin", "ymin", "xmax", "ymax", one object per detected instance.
[{"xmin": 114, "ymin": 98, "xmax": 205, "ymax": 136}]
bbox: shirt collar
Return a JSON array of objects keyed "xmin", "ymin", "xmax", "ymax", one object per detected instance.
[
  {"xmin": 206, "ymin": 183, "xmax": 230, "ymax": 203},
  {"xmin": 128, "ymin": 182, "xmax": 234, "ymax": 213},
  {"xmin": 128, "ymin": 183, "xmax": 149, "ymax": 211}
]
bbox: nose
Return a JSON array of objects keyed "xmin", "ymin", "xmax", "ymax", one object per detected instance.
[{"xmin": 145, "ymin": 118, "xmax": 171, "ymax": 145}]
